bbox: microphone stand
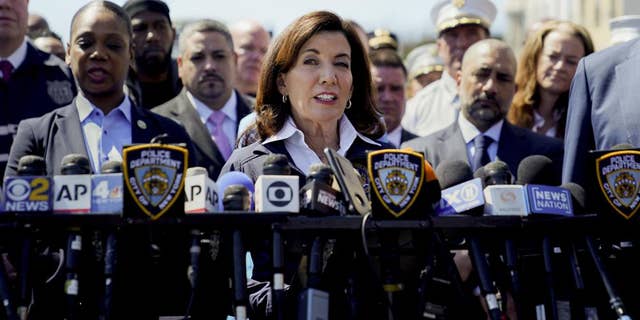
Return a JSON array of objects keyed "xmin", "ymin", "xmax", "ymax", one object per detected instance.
[
  {"xmin": 233, "ymin": 230, "xmax": 248, "ymax": 320},
  {"xmin": 272, "ymin": 228, "xmax": 285, "ymax": 320},
  {"xmin": 469, "ymin": 237, "xmax": 503, "ymax": 320},
  {"xmin": 585, "ymin": 236, "xmax": 632, "ymax": 320},
  {"xmin": 542, "ymin": 236, "xmax": 559, "ymax": 320}
]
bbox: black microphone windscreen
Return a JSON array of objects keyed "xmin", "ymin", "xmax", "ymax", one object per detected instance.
[
  {"xmin": 516, "ymin": 155, "xmax": 556, "ymax": 185},
  {"xmin": 60, "ymin": 154, "xmax": 91, "ymax": 175},
  {"xmin": 262, "ymin": 154, "xmax": 291, "ymax": 175},
  {"xmin": 223, "ymin": 184, "xmax": 251, "ymax": 211},
  {"xmin": 186, "ymin": 166, "xmax": 208, "ymax": 177},
  {"xmin": 100, "ymin": 160, "xmax": 122, "ymax": 174},
  {"xmin": 435, "ymin": 160, "xmax": 473, "ymax": 189},
  {"xmin": 17, "ymin": 155, "xmax": 46, "ymax": 176},
  {"xmin": 560, "ymin": 182, "xmax": 586, "ymax": 215},
  {"xmin": 307, "ymin": 163, "xmax": 334, "ymax": 185},
  {"xmin": 483, "ymin": 160, "xmax": 513, "ymax": 185},
  {"xmin": 611, "ymin": 143, "xmax": 635, "ymax": 150}
]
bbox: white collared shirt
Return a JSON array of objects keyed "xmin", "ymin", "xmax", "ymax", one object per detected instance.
[
  {"xmin": 402, "ymin": 72, "xmax": 460, "ymax": 136},
  {"xmin": 0, "ymin": 37, "xmax": 27, "ymax": 75},
  {"xmin": 458, "ymin": 115, "xmax": 503, "ymax": 165},
  {"xmin": 532, "ymin": 110, "xmax": 559, "ymax": 138},
  {"xmin": 188, "ymin": 91, "xmax": 238, "ymax": 148},
  {"xmin": 262, "ymin": 115, "xmax": 380, "ymax": 175},
  {"xmin": 387, "ymin": 125, "xmax": 403, "ymax": 148},
  {"xmin": 76, "ymin": 94, "xmax": 132, "ymax": 172}
]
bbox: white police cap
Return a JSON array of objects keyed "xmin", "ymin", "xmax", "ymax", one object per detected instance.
[
  {"xmin": 405, "ymin": 44, "xmax": 443, "ymax": 79},
  {"xmin": 610, "ymin": 15, "xmax": 640, "ymax": 45},
  {"xmin": 431, "ymin": 0, "xmax": 497, "ymax": 33}
]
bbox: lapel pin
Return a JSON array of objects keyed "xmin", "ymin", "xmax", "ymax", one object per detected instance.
[{"xmin": 137, "ymin": 120, "xmax": 147, "ymax": 129}]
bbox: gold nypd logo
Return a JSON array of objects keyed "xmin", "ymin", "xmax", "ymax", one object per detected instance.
[
  {"xmin": 123, "ymin": 144, "xmax": 187, "ymax": 220},
  {"xmin": 595, "ymin": 150, "xmax": 640, "ymax": 220},
  {"xmin": 368, "ymin": 150, "xmax": 425, "ymax": 218}
]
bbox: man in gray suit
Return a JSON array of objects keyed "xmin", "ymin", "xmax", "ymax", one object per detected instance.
[
  {"xmin": 153, "ymin": 19, "xmax": 252, "ymax": 179},
  {"xmin": 402, "ymin": 39, "xmax": 563, "ymax": 178}
]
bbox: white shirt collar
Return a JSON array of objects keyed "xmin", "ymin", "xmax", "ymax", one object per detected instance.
[
  {"xmin": 458, "ymin": 113, "xmax": 503, "ymax": 145},
  {"xmin": 188, "ymin": 90, "xmax": 237, "ymax": 123},
  {"xmin": 263, "ymin": 115, "xmax": 380, "ymax": 151},
  {"xmin": 387, "ymin": 125, "xmax": 403, "ymax": 148},
  {"xmin": 1, "ymin": 37, "xmax": 28, "ymax": 69},
  {"xmin": 532, "ymin": 110, "xmax": 559, "ymax": 137},
  {"xmin": 76, "ymin": 93, "xmax": 132, "ymax": 122}
]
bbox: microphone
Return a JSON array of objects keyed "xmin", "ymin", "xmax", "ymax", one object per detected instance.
[
  {"xmin": 300, "ymin": 163, "xmax": 346, "ymax": 216},
  {"xmin": 184, "ymin": 167, "xmax": 220, "ymax": 213},
  {"xmin": 91, "ymin": 160, "xmax": 123, "ymax": 214},
  {"xmin": 434, "ymin": 160, "xmax": 484, "ymax": 216},
  {"xmin": 223, "ymin": 185, "xmax": 250, "ymax": 320},
  {"xmin": 254, "ymin": 154, "xmax": 299, "ymax": 213},
  {"xmin": 217, "ymin": 171, "xmax": 255, "ymax": 211},
  {"xmin": 55, "ymin": 154, "xmax": 91, "ymax": 319},
  {"xmin": 54, "ymin": 154, "xmax": 92, "ymax": 214},
  {"xmin": 4, "ymin": 155, "xmax": 53, "ymax": 211},
  {"xmin": 482, "ymin": 160, "xmax": 528, "ymax": 216}
]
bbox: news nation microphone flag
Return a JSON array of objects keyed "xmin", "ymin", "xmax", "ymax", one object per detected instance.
[
  {"xmin": 367, "ymin": 149, "xmax": 437, "ymax": 219},
  {"xmin": 122, "ymin": 144, "xmax": 188, "ymax": 220},
  {"xmin": 592, "ymin": 149, "xmax": 640, "ymax": 220}
]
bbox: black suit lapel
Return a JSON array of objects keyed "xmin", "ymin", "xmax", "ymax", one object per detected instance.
[
  {"xmin": 497, "ymin": 122, "xmax": 523, "ymax": 174},
  {"xmin": 131, "ymin": 105, "xmax": 157, "ymax": 144}
]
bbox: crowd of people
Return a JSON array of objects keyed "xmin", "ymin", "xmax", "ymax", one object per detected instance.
[{"xmin": 2, "ymin": 0, "xmax": 640, "ymax": 318}]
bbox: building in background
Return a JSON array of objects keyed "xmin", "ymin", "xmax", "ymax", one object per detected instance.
[{"xmin": 505, "ymin": 0, "xmax": 640, "ymax": 52}]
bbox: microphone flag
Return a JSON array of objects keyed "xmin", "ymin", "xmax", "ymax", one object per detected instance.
[
  {"xmin": 122, "ymin": 144, "xmax": 188, "ymax": 220},
  {"xmin": 367, "ymin": 149, "xmax": 426, "ymax": 219},
  {"xmin": 592, "ymin": 149, "xmax": 640, "ymax": 220}
]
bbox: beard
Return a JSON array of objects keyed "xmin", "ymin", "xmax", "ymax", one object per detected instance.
[{"xmin": 135, "ymin": 48, "xmax": 172, "ymax": 77}]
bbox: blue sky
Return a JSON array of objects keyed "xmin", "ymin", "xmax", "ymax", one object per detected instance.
[{"xmin": 31, "ymin": 0, "xmax": 506, "ymax": 45}]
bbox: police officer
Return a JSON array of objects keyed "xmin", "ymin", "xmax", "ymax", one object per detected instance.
[
  {"xmin": 0, "ymin": 0, "xmax": 76, "ymax": 178},
  {"xmin": 402, "ymin": 0, "xmax": 496, "ymax": 137}
]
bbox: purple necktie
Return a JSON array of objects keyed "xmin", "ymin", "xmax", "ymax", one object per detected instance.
[
  {"xmin": 0, "ymin": 60, "xmax": 14, "ymax": 82},
  {"xmin": 208, "ymin": 111, "xmax": 232, "ymax": 160},
  {"xmin": 472, "ymin": 135, "xmax": 493, "ymax": 172}
]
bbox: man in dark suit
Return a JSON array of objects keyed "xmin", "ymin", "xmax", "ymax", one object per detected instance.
[
  {"xmin": 563, "ymin": 38, "xmax": 640, "ymax": 186},
  {"xmin": 369, "ymin": 48, "xmax": 418, "ymax": 148},
  {"xmin": 402, "ymin": 39, "xmax": 563, "ymax": 178},
  {"xmin": 153, "ymin": 19, "xmax": 251, "ymax": 179},
  {"xmin": 1, "ymin": 0, "xmax": 76, "ymax": 178}
]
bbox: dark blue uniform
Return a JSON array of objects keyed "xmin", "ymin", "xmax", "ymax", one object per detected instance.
[{"xmin": 0, "ymin": 42, "xmax": 76, "ymax": 178}]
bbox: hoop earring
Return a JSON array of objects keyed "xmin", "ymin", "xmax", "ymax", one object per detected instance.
[
  {"xmin": 282, "ymin": 95, "xmax": 288, "ymax": 104},
  {"xmin": 346, "ymin": 99, "xmax": 352, "ymax": 109}
]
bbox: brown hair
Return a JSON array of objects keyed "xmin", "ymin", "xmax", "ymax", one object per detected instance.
[
  {"xmin": 369, "ymin": 48, "xmax": 407, "ymax": 77},
  {"xmin": 507, "ymin": 21, "xmax": 594, "ymax": 138},
  {"xmin": 255, "ymin": 11, "xmax": 385, "ymax": 140}
]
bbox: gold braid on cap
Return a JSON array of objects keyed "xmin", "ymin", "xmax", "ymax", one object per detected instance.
[{"xmin": 438, "ymin": 16, "xmax": 489, "ymax": 32}]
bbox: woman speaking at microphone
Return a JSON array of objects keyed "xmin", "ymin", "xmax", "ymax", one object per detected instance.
[
  {"xmin": 221, "ymin": 11, "xmax": 392, "ymax": 180},
  {"xmin": 3, "ymin": 1, "xmax": 193, "ymax": 319},
  {"xmin": 4, "ymin": 0, "xmax": 193, "ymax": 177},
  {"xmin": 220, "ymin": 11, "xmax": 395, "ymax": 319}
]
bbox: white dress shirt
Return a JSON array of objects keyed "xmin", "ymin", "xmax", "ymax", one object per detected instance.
[
  {"xmin": 262, "ymin": 115, "xmax": 380, "ymax": 175},
  {"xmin": 402, "ymin": 72, "xmax": 460, "ymax": 137},
  {"xmin": 387, "ymin": 125, "xmax": 403, "ymax": 148},
  {"xmin": 187, "ymin": 91, "xmax": 238, "ymax": 148},
  {"xmin": 77, "ymin": 94, "xmax": 132, "ymax": 172},
  {"xmin": 458, "ymin": 115, "xmax": 503, "ymax": 164},
  {"xmin": 0, "ymin": 37, "xmax": 27, "ymax": 70}
]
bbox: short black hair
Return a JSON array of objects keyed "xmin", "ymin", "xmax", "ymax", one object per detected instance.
[
  {"xmin": 369, "ymin": 48, "xmax": 407, "ymax": 77},
  {"xmin": 30, "ymin": 30, "xmax": 63, "ymax": 42},
  {"xmin": 70, "ymin": 1, "xmax": 132, "ymax": 40}
]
